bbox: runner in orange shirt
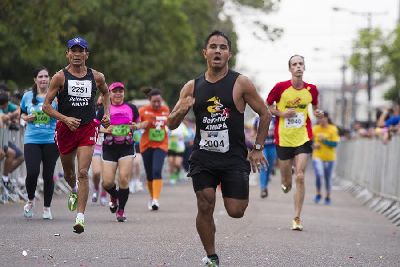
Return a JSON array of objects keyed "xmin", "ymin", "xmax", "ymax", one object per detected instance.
[
  {"xmin": 267, "ymin": 55, "xmax": 324, "ymax": 231},
  {"xmin": 136, "ymin": 88, "xmax": 169, "ymax": 210}
]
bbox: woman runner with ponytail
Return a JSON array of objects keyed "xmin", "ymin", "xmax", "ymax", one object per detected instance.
[{"xmin": 20, "ymin": 66, "xmax": 59, "ymax": 219}]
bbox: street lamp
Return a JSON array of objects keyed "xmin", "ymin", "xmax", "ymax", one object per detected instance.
[{"xmin": 332, "ymin": 7, "xmax": 387, "ymax": 127}]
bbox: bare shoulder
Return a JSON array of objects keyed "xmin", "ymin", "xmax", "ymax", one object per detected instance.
[
  {"xmin": 50, "ymin": 70, "xmax": 65, "ymax": 86},
  {"xmin": 180, "ymin": 80, "xmax": 195, "ymax": 97},
  {"xmin": 92, "ymin": 69, "xmax": 106, "ymax": 84},
  {"xmin": 236, "ymin": 74, "xmax": 256, "ymax": 92}
]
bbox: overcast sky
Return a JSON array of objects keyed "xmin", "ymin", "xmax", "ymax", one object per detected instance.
[{"xmin": 224, "ymin": 0, "xmax": 399, "ymax": 97}]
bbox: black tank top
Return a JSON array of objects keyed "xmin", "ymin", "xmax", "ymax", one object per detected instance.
[
  {"xmin": 190, "ymin": 70, "xmax": 249, "ymax": 170},
  {"xmin": 58, "ymin": 68, "xmax": 97, "ymax": 125}
]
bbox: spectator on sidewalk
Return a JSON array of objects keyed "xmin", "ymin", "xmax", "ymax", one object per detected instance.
[
  {"xmin": 0, "ymin": 90, "xmax": 24, "ymax": 192},
  {"xmin": 377, "ymin": 103, "xmax": 400, "ymax": 143}
]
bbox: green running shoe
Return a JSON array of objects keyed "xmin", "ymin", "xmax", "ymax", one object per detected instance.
[
  {"xmin": 73, "ymin": 217, "xmax": 85, "ymax": 234},
  {"xmin": 67, "ymin": 192, "xmax": 78, "ymax": 211},
  {"xmin": 202, "ymin": 256, "xmax": 219, "ymax": 267}
]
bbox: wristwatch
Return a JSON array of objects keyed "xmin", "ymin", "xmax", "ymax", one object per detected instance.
[{"xmin": 253, "ymin": 143, "xmax": 264, "ymax": 151}]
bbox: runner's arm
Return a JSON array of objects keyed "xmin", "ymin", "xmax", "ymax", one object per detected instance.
[
  {"xmin": 94, "ymin": 71, "xmax": 110, "ymax": 128},
  {"xmin": 312, "ymin": 104, "xmax": 324, "ymax": 119},
  {"xmin": 43, "ymin": 71, "xmax": 69, "ymax": 123},
  {"xmin": 167, "ymin": 80, "xmax": 195, "ymax": 130},
  {"xmin": 241, "ymin": 77, "xmax": 271, "ymax": 148}
]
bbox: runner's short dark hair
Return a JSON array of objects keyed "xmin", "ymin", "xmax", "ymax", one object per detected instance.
[{"xmin": 204, "ymin": 30, "xmax": 231, "ymax": 50}]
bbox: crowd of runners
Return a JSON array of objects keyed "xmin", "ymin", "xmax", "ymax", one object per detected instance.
[{"xmin": 2, "ymin": 30, "xmax": 391, "ymax": 267}]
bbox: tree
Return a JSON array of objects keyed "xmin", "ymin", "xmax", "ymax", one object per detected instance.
[
  {"xmin": 0, "ymin": 0, "xmax": 96, "ymax": 88},
  {"xmin": 382, "ymin": 25, "xmax": 400, "ymax": 103},
  {"xmin": 348, "ymin": 27, "xmax": 387, "ymax": 124},
  {"xmin": 0, "ymin": 0, "xmax": 281, "ymax": 105},
  {"xmin": 349, "ymin": 28, "xmax": 385, "ymax": 83}
]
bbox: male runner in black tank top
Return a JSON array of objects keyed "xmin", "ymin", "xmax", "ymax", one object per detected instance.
[
  {"xmin": 43, "ymin": 37, "xmax": 110, "ymax": 234},
  {"xmin": 167, "ymin": 30, "xmax": 272, "ymax": 266}
]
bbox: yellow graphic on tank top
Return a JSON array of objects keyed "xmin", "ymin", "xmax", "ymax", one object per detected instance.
[{"xmin": 207, "ymin": 96, "xmax": 224, "ymax": 113}]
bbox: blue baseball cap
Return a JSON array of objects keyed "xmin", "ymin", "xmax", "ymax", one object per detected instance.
[{"xmin": 67, "ymin": 37, "xmax": 89, "ymax": 50}]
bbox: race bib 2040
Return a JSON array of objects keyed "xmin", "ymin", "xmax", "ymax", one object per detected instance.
[
  {"xmin": 199, "ymin": 129, "xmax": 229, "ymax": 153},
  {"xmin": 68, "ymin": 80, "xmax": 92, "ymax": 98},
  {"xmin": 284, "ymin": 112, "xmax": 305, "ymax": 128}
]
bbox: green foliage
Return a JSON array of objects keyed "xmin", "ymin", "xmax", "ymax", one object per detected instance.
[
  {"xmin": 383, "ymin": 86, "xmax": 400, "ymax": 102},
  {"xmin": 0, "ymin": 0, "xmax": 280, "ymax": 105},
  {"xmin": 233, "ymin": 0, "xmax": 280, "ymax": 12},
  {"xmin": 349, "ymin": 28, "xmax": 385, "ymax": 77},
  {"xmin": 382, "ymin": 25, "xmax": 400, "ymax": 102},
  {"xmin": 0, "ymin": 0, "xmax": 95, "ymax": 88}
]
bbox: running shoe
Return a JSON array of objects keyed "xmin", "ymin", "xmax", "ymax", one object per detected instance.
[
  {"xmin": 281, "ymin": 184, "xmax": 292, "ymax": 194},
  {"xmin": 147, "ymin": 200, "xmax": 153, "ymax": 210},
  {"xmin": 67, "ymin": 192, "xmax": 78, "ymax": 211},
  {"xmin": 23, "ymin": 201, "xmax": 34, "ymax": 218},
  {"xmin": 109, "ymin": 197, "xmax": 118, "ymax": 213},
  {"xmin": 73, "ymin": 217, "xmax": 85, "ymax": 234},
  {"xmin": 314, "ymin": 194, "xmax": 322, "ymax": 203},
  {"xmin": 169, "ymin": 173, "xmax": 177, "ymax": 185},
  {"xmin": 324, "ymin": 197, "xmax": 331, "ymax": 205},
  {"xmin": 202, "ymin": 255, "xmax": 219, "ymax": 267},
  {"xmin": 291, "ymin": 216, "xmax": 303, "ymax": 231},
  {"xmin": 42, "ymin": 207, "xmax": 53, "ymax": 220},
  {"xmin": 151, "ymin": 199, "xmax": 159, "ymax": 211},
  {"xmin": 116, "ymin": 209, "xmax": 127, "ymax": 222},
  {"xmin": 91, "ymin": 192, "xmax": 98, "ymax": 203},
  {"xmin": 129, "ymin": 179, "xmax": 136, "ymax": 193},
  {"xmin": 100, "ymin": 196, "xmax": 108, "ymax": 206},
  {"xmin": 135, "ymin": 180, "xmax": 144, "ymax": 192},
  {"xmin": 2, "ymin": 179, "xmax": 14, "ymax": 193},
  {"xmin": 260, "ymin": 188, "xmax": 268, "ymax": 198}
]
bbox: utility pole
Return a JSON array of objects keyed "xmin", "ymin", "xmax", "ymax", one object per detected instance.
[
  {"xmin": 366, "ymin": 13, "xmax": 373, "ymax": 127},
  {"xmin": 340, "ymin": 56, "xmax": 347, "ymax": 128}
]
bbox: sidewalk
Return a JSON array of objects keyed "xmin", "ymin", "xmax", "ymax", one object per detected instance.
[{"xmin": 0, "ymin": 169, "xmax": 399, "ymax": 266}]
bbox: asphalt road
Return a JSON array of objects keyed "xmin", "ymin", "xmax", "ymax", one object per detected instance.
[{"xmin": 1, "ymin": 170, "xmax": 399, "ymax": 267}]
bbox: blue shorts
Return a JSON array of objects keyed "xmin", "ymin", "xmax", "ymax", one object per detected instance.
[{"xmin": 3, "ymin": 141, "xmax": 23, "ymax": 158}]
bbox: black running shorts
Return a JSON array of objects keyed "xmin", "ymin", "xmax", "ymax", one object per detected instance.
[
  {"xmin": 191, "ymin": 167, "xmax": 249, "ymax": 200},
  {"xmin": 276, "ymin": 141, "xmax": 312, "ymax": 160},
  {"xmin": 102, "ymin": 143, "xmax": 135, "ymax": 162}
]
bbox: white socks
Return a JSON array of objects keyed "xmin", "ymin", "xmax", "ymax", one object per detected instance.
[{"xmin": 77, "ymin": 213, "xmax": 84, "ymax": 220}]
